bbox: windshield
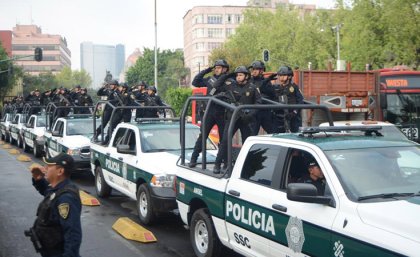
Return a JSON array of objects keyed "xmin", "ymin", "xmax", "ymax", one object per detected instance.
[
  {"xmin": 140, "ymin": 127, "xmax": 216, "ymax": 152},
  {"xmin": 36, "ymin": 116, "xmax": 46, "ymax": 127},
  {"xmin": 66, "ymin": 119, "xmax": 95, "ymax": 136},
  {"xmin": 326, "ymin": 146, "xmax": 420, "ymax": 201}
]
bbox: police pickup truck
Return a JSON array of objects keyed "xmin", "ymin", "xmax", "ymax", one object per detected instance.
[
  {"xmin": 8, "ymin": 113, "xmax": 26, "ymax": 147},
  {"xmin": 21, "ymin": 114, "xmax": 46, "ymax": 157},
  {"xmin": 0, "ymin": 112, "xmax": 12, "ymax": 142},
  {"xmin": 44, "ymin": 115, "xmax": 95, "ymax": 171},
  {"xmin": 90, "ymin": 119, "xmax": 217, "ymax": 225},
  {"xmin": 175, "ymin": 99, "xmax": 420, "ymax": 257}
]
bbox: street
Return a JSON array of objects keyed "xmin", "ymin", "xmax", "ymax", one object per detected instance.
[{"xmin": 0, "ymin": 142, "xmax": 196, "ymax": 257}]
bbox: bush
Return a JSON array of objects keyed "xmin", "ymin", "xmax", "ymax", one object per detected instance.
[{"xmin": 165, "ymin": 87, "xmax": 192, "ymax": 116}]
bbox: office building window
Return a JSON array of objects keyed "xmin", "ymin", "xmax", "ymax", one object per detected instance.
[
  {"xmin": 195, "ymin": 42, "xmax": 205, "ymax": 51},
  {"xmin": 225, "ymin": 14, "xmax": 232, "ymax": 24},
  {"xmin": 207, "ymin": 15, "xmax": 222, "ymax": 24},
  {"xmin": 226, "ymin": 28, "xmax": 235, "ymax": 37},
  {"xmin": 208, "ymin": 28, "xmax": 223, "ymax": 38},
  {"xmin": 208, "ymin": 42, "xmax": 222, "ymax": 50},
  {"xmin": 193, "ymin": 15, "xmax": 204, "ymax": 24},
  {"xmin": 235, "ymin": 14, "xmax": 242, "ymax": 23},
  {"xmin": 193, "ymin": 28, "xmax": 205, "ymax": 39}
]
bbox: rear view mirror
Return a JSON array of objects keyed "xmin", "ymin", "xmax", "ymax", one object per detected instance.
[
  {"xmin": 52, "ymin": 131, "xmax": 62, "ymax": 137},
  {"xmin": 117, "ymin": 144, "xmax": 136, "ymax": 155},
  {"xmin": 287, "ymin": 183, "xmax": 332, "ymax": 205}
]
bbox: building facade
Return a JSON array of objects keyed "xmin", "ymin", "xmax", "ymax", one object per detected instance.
[
  {"xmin": 80, "ymin": 42, "xmax": 125, "ymax": 88},
  {"xmin": 0, "ymin": 30, "xmax": 13, "ymax": 57},
  {"xmin": 12, "ymin": 25, "xmax": 71, "ymax": 75}
]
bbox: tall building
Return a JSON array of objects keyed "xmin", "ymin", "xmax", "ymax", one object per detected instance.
[
  {"xmin": 183, "ymin": 6, "xmax": 250, "ymax": 83},
  {"xmin": 0, "ymin": 30, "xmax": 13, "ymax": 57},
  {"xmin": 12, "ymin": 25, "xmax": 71, "ymax": 75},
  {"xmin": 247, "ymin": 0, "xmax": 289, "ymax": 8},
  {"xmin": 80, "ymin": 42, "xmax": 125, "ymax": 88}
]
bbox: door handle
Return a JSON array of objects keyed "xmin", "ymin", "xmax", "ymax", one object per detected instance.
[
  {"xmin": 118, "ymin": 157, "xmax": 123, "ymax": 161},
  {"xmin": 272, "ymin": 204, "xmax": 287, "ymax": 213},
  {"xmin": 106, "ymin": 152, "xmax": 110, "ymax": 156},
  {"xmin": 228, "ymin": 190, "xmax": 240, "ymax": 197}
]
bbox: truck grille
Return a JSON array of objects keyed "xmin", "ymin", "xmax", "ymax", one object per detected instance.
[{"xmin": 80, "ymin": 147, "xmax": 90, "ymax": 159}]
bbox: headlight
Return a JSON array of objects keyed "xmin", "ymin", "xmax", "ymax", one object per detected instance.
[
  {"xmin": 67, "ymin": 148, "xmax": 80, "ymax": 155},
  {"xmin": 150, "ymin": 174, "xmax": 175, "ymax": 188}
]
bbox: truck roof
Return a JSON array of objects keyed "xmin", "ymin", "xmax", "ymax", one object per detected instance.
[
  {"xmin": 130, "ymin": 121, "xmax": 198, "ymax": 130},
  {"xmin": 266, "ymin": 133, "xmax": 418, "ymax": 151}
]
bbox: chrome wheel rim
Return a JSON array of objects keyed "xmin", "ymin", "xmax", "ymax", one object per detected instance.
[
  {"xmin": 139, "ymin": 191, "xmax": 148, "ymax": 218},
  {"xmin": 194, "ymin": 220, "xmax": 209, "ymax": 254}
]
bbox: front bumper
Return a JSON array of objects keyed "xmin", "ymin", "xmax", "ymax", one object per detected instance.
[
  {"xmin": 150, "ymin": 187, "xmax": 177, "ymax": 213},
  {"xmin": 71, "ymin": 155, "xmax": 91, "ymax": 171}
]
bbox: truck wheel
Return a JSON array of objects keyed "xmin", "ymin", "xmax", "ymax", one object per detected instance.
[
  {"xmin": 45, "ymin": 144, "xmax": 52, "ymax": 158},
  {"xmin": 33, "ymin": 141, "xmax": 42, "ymax": 157},
  {"xmin": 9, "ymin": 134, "xmax": 15, "ymax": 145},
  {"xmin": 23, "ymin": 139, "xmax": 30, "ymax": 152},
  {"xmin": 136, "ymin": 184, "xmax": 155, "ymax": 225},
  {"xmin": 17, "ymin": 136, "xmax": 23, "ymax": 148},
  {"xmin": 190, "ymin": 208, "xmax": 222, "ymax": 257},
  {"xmin": 95, "ymin": 166, "xmax": 111, "ymax": 197}
]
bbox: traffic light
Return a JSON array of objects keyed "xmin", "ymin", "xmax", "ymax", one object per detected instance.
[
  {"xmin": 263, "ymin": 49, "xmax": 270, "ymax": 62},
  {"xmin": 34, "ymin": 47, "xmax": 43, "ymax": 62}
]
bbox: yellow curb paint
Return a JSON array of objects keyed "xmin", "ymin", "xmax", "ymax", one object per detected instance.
[
  {"xmin": 79, "ymin": 190, "xmax": 100, "ymax": 206},
  {"xmin": 17, "ymin": 155, "xmax": 31, "ymax": 162}
]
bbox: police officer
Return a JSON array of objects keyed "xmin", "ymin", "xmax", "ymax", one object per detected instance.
[
  {"xmin": 27, "ymin": 153, "xmax": 82, "ymax": 257},
  {"xmin": 297, "ymin": 160, "xmax": 325, "ymax": 195},
  {"xmin": 70, "ymin": 85, "xmax": 82, "ymax": 114},
  {"xmin": 25, "ymin": 89, "xmax": 42, "ymax": 115},
  {"xmin": 248, "ymin": 60, "xmax": 276, "ymax": 134},
  {"xmin": 133, "ymin": 81, "xmax": 149, "ymax": 119},
  {"xmin": 78, "ymin": 88, "xmax": 93, "ymax": 114},
  {"xmin": 141, "ymin": 86, "xmax": 163, "ymax": 118},
  {"xmin": 95, "ymin": 80, "xmax": 119, "ymax": 142},
  {"xmin": 189, "ymin": 59, "xmax": 232, "ymax": 168},
  {"xmin": 273, "ymin": 66, "xmax": 304, "ymax": 132},
  {"xmin": 213, "ymin": 66, "xmax": 262, "ymax": 173}
]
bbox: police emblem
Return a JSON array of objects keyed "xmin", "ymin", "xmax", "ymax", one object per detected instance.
[
  {"xmin": 285, "ymin": 216, "xmax": 305, "ymax": 253},
  {"xmin": 289, "ymin": 86, "xmax": 295, "ymax": 93},
  {"xmin": 246, "ymin": 92, "xmax": 250, "ymax": 96},
  {"xmin": 58, "ymin": 203, "xmax": 70, "ymax": 219}
]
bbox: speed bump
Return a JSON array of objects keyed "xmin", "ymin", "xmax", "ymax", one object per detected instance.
[
  {"xmin": 2, "ymin": 144, "xmax": 12, "ymax": 149},
  {"xmin": 0, "ymin": 140, "xmax": 4, "ymax": 145},
  {"xmin": 17, "ymin": 155, "xmax": 31, "ymax": 162},
  {"xmin": 9, "ymin": 149, "xmax": 20, "ymax": 155},
  {"xmin": 112, "ymin": 217, "xmax": 157, "ymax": 243},
  {"xmin": 79, "ymin": 190, "xmax": 100, "ymax": 206}
]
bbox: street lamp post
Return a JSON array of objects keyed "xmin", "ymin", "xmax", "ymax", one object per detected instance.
[
  {"xmin": 154, "ymin": 0, "xmax": 158, "ymax": 91},
  {"xmin": 332, "ymin": 23, "xmax": 343, "ymax": 70}
]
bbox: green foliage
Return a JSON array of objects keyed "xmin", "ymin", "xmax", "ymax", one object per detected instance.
[
  {"xmin": 210, "ymin": 1, "xmax": 419, "ymax": 71},
  {"xmin": 165, "ymin": 87, "xmax": 192, "ymax": 116},
  {"xmin": 125, "ymin": 48, "xmax": 190, "ymax": 101},
  {"xmin": 0, "ymin": 42, "xmax": 19, "ymax": 101}
]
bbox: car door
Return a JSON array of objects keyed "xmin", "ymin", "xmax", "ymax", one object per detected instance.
[
  {"xmin": 117, "ymin": 129, "xmax": 139, "ymax": 198},
  {"xmin": 49, "ymin": 120, "xmax": 64, "ymax": 156},
  {"xmin": 24, "ymin": 117, "xmax": 35, "ymax": 147},
  {"xmin": 225, "ymin": 143, "xmax": 287, "ymax": 257},
  {"xmin": 269, "ymin": 146, "xmax": 339, "ymax": 257},
  {"xmin": 103, "ymin": 127, "xmax": 127, "ymax": 189}
]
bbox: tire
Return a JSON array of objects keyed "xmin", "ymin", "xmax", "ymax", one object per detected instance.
[
  {"xmin": 190, "ymin": 208, "xmax": 222, "ymax": 257},
  {"xmin": 33, "ymin": 141, "xmax": 42, "ymax": 158},
  {"xmin": 9, "ymin": 134, "xmax": 15, "ymax": 145},
  {"xmin": 17, "ymin": 135, "xmax": 23, "ymax": 148},
  {"xmin": 45, "ymin": 144, "xmax": 52, "ymax": 158},
  {"xmin": 23, "ymin": 138, "xmax": 30, "ymax": 152},
  {"xmin": 5, "ymin": 133, "xmax": 10, "ymax": 143},
  {"xmin": 95, "ymin": 165, "xmax": 111, "ymax": 197},
  {"xmin": 136, "ymin": 184, "xmax": 156, "ymax": 225}
]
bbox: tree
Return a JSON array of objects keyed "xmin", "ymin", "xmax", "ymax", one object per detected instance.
[
  {"xmin": 126, "ymin": 48, "xmax": 189, "ymax": 101},
  {"xmin": 0, "ymin": 42, "xmax": 19, "ymax": 103},
  {"xmin": 165, "ymin": 87, "xmax": 192, "ymax": 116},
  {"xmin": 23, "ymin": 72, "xmax": 56, "ymax": 96}
]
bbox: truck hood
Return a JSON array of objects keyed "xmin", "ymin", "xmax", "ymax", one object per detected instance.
[
  {"xmin": 357, "ymin": 197, "xmax": 420, "ymax": 243},
  {"xmin": 62, "ymin": 135, "xmax": 91, "ymax": 148}
]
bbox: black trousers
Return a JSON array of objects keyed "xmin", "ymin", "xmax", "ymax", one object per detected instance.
[
  {"xmin": 215, "ymin": 117, "xmax": 254, "ymax": 166},
  {"xmin": 253, "ymin": 109, "xmax": 273, "ymax": 134},
  {"xmin": 190, "ymin": 110, "xmax": 225, "ymax": 161},
  {"xmin": 96, "ymin": 108, "xmax": 112, "ymax": 137}
]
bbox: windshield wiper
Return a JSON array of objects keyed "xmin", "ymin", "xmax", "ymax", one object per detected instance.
[{"xmin": 358, "ymin": 193, "xmax": 415, "ymax": 201}]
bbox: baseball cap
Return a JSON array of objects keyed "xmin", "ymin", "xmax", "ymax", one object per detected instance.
[
  {"xmin": 308, "ymin": 160, "xmax": 318, "ymax": 167},
  {"xmin": 43, "ymin": 153, "xmax": 74, "ymax": 171}
]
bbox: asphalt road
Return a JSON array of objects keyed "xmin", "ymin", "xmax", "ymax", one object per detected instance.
[{"xmin": 0, "ymin": 142, "xmax": 197, "ymax": 257}]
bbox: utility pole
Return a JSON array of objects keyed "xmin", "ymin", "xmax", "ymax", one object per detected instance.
[
  {"xmin": 332, "ymin": 23, "xmax": 344, "ymax": 70},
  {"xmin": 154, "ymin": 0, "xmax": 158, "ymax": 91}
]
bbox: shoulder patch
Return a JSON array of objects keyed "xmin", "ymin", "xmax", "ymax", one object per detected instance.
[
  {"xmin": 226, "ymin": 81, "xmax": 232, "ymax": 85},
  {"xmin": 289, "ymin": 86, "xmax": 295, "ymax": 93},
  {"xmin": 58, "ymin": 203, "xmax": 70, "ymax": 219}
]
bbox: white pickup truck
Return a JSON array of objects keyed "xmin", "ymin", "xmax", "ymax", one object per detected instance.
[
  {"xmin": 21, "ymin": 114, "xmax": 46, "ymax": 157},
  {"xmin": 175, "ymin": 99, "xmax": 420, "ymax": 257},
  {"xmin": 0, "ymin": 113, "xmax": 12, "ymax": 142},
  {"xmin": 8, "ymin": 113, "xmax": 27, "ymax": 147},
  {"xmin": 90, "ymin": 120, "xmax": 217, "ymax": 225}
]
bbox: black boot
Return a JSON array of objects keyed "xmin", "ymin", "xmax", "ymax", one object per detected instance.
[
  {"xmin": 213, "ymin": 163, "xmax": 221, "ymax": 174},
  {"xmin": 188, "ymin": 158, "xmax": 197, "ymax": 168}
]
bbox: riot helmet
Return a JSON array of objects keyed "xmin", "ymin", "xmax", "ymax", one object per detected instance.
[
  {"xmin": 249, "ymin": 60, "xmax": 265, "ymax": 71},
  {"xmin": 277, "ymin": 66, "xmax": 294, "ymax": 76},
  {"xmin": 214, "ymin": 59, "xmax": 230, "ymax": 71},
  {"xmin": 147, "ymin": 86, "xmax": 157, "ymax": 93},
  {"xmin": 234, "ymin": 66, "xmax": 250, "ymax": 75}
]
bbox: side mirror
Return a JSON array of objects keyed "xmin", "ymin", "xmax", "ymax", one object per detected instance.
[
  {"xmin": 52, "ymin": 131, "xmax": 62, "ymax": 137},
  {"xmin": 117, "ymin": 144, "xmax": 136, "ymax": 155},
  {"xmin": 26, "ymin": 124, "xmax": 34, "ymax": 128},
  {"xmin": 287, "ymin": 183, "xmax": 332, "ymax": 205}
]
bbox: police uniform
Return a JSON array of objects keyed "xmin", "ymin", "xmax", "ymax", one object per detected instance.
[
  {"xmin": 95, "ymin": 81, "xmax": 119, "ymax": 140},
  {"xmin": 29, "ymin": 154, "xmax": 82, "ymax": 257},
  {"xmin": 143, "ymin": 90, "xmax": 164, "ymax": 118},
  {"xmin": 189, "ymin": 64, "xmax": 231, "ymax": 167},
  {"xmin": 297, "ymin": 173, "xmax": 326, "ymax": 195},
  {"xmin": 273, "ymin": 82, "xmax": 304, "ymax": 132},
  {"xmin": 250, "ymin": 75, "xmax": 276, "ymax": 134},
  {"xmin": 77, "ymin": 90, "xmax": 93, "ymax": 114},
  {"xmin": 214, "ymin": 71, "xmax": 262, "ymax": 172}
]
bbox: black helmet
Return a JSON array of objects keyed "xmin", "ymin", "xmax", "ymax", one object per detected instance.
[
  {"xmin": 119, "ymin": 82, "xmax": 129, "ymax": 90},
  {"xmin": 249, "ymin": 60, "xmax": 265, "ymax": 71},
  {"xmin": 109, "ymin": 79, "xmax": 119, "ymax": 86},
  {"xmin": 277, "ymin": 66, "xmax": 293, "ymax": 76},
  {"xmin": 214, "ymin": 59, "xmax": 229, "ymax": 70},
  {"xmin": 147, "ymin": 86, "xmax": 157, "ymax": 93},
  {"xmin": 234, "ymin": 66, "xmax": 250, "ymax": 74}
]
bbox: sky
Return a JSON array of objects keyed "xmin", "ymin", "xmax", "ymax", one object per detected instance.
[{"xmin": 0, "ymin": 0, "xmax": 335, "ymax": 70}]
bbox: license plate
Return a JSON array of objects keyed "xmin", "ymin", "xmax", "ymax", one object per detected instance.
[{"xmin": 351, "ymin": 99, "xmax": 363, "ymax": 107}]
